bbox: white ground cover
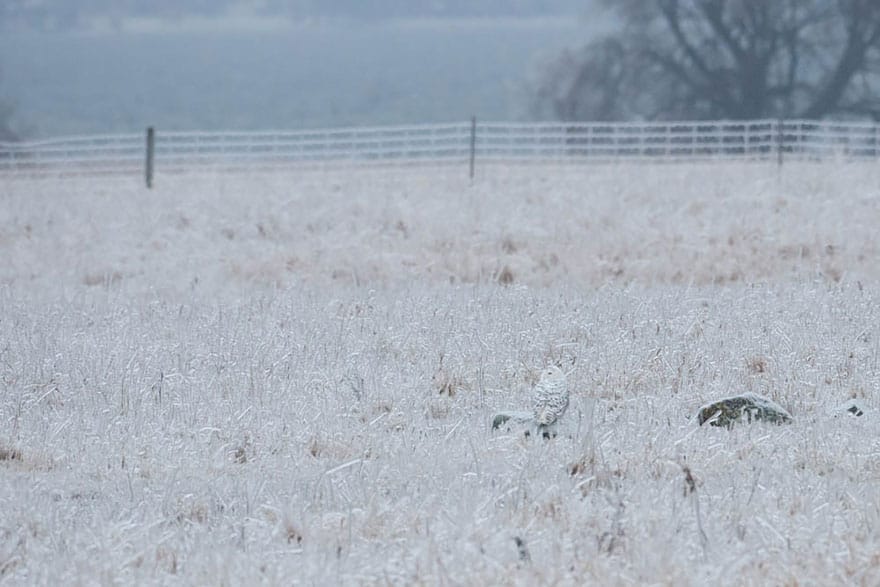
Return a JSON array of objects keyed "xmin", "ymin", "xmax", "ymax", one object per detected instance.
[{"xmin": 2, "ymin": 162, "xmax": 880, "ymax": 584}]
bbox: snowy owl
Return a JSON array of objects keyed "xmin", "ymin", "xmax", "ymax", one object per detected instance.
[{"xmin": 532, "ymin": 365, "xmax": 569, "ymax": 438}]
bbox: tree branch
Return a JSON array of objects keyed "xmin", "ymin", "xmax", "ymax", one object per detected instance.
[{"xmin": 802, "ymin": 4, "xmax": 880, "ymax": 117}]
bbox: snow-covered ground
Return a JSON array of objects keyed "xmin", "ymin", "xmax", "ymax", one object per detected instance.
[{"xmin": 2, "ymin": 162, "xmax": 880, "ymax": 584}]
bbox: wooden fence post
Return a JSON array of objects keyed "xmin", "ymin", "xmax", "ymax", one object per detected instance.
[
  {"xmin": 469, "ymin": 116, "xmax": 477, "ymax": 182},
  {"xmin": 776, "ymin": 118, "xmax": 784, "ymax": 167},
  {"xmin": 872, "ymin": 124, "xmax": 878, "ymax": 159},
  {"xmin": 145, "ymin": 126, "xmax": 155, "ymax": 188}
]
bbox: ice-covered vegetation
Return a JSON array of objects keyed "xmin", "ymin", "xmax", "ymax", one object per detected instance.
[{"xmin": 2, "ymin": 162, "xmax": 880, "ymax": 583}]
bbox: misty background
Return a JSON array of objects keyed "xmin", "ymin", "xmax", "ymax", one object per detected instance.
[{"xmin": 0, "ymin": 1, "xmax": 605, "ymax": 139}]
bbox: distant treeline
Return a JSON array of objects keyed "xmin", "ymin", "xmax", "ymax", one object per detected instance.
[{"xmin": 1, "ymin": 0, "xmax": 586, "ymax": 30}]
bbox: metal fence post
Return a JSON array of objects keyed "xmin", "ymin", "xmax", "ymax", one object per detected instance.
[
  {"xmin": 145, "ymin": 126, "xmax": 155, "ymax": 188},
  {"xmin": 469, "ymin": 116, "xmax": 477, "ymax": 182}
]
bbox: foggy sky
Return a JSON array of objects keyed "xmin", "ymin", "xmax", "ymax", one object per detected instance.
[
  {"xmin": 1, "ymin": 1, "xmax": 588, "ymax": 31},
  {"xmin": 0, "ymin": 1, "xmax": 603, "ymax": 139}
]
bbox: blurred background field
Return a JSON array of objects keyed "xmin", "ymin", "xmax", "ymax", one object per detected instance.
[{"xmin": 2, "ymin": 162, "xmax": 877, "ymax": 297}]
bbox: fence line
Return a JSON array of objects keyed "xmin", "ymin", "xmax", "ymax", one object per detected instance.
[{"xmin": 1, "ymin": 119, "xmax": 879, "ymax": 182}]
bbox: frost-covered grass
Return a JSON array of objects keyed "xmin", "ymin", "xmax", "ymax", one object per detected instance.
[{"xmin": 2, "ymin": 163, "xmax": 880, "ymax": 584}]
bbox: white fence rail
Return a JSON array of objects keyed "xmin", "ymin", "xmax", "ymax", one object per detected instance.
[{"xmin": 1, "ymin": 119, "xmax": 879, "ymax": 181}]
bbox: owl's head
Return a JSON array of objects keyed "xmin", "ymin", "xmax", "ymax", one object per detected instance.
[{"xmin": 540, "ymin": 365, "xmax": 566, "ymax": 383}]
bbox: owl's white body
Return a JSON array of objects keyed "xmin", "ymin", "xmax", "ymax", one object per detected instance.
[{"xmin": 532, "ymin": 365, "xmax": 569, "ymax": 438}]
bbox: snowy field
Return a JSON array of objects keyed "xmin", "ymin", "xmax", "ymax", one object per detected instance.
[{"xmin": 2, "ymin": 162, "xmax": 880, "ymax": 584}]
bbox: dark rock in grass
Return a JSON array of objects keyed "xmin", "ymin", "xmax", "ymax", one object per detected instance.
[
  {"xmin": 513, "ymin": 536, "xmax": 531, "ymax": 563},
  {"xmin": 697, "ymin": 392, "xmax": 792, "ymax": 428},
  {"xmin": 846, "ymin": 403, "xmax": 865, "ymax": 417},
  {"xmin": 491, "ymin": 410, "xmax": 533, "ymax": 431},
  {"xmin": 836, "ymin": 400, "xmax": 866, "ymax": 418}
]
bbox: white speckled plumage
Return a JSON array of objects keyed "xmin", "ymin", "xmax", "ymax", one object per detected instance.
[{"xmin": 532, "ymin": 365, "xmax": 568, "ymax": 437}]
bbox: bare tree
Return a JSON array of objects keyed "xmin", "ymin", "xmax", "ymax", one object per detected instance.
[{"xmin": 536, "ymin": 0, "xmax": 880, "ymax": 121}]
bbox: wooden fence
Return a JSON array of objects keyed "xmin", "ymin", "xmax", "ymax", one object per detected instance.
[{"xmin": 1, "ymin": 119, "xmax": 878, "ymax": 184}]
